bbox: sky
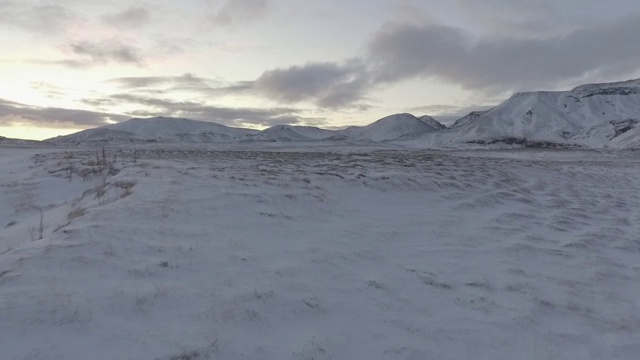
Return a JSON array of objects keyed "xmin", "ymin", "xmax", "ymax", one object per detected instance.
[{"xmin": 1, "ymin": 0, "xmax": 640, "ymax": 140}]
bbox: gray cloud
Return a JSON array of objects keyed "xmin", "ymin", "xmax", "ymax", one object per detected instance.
[
  {"xmin": 210, "ymin": 0, "xmax": 272, "ymax": 27},
  {"xmin": 108, "ymin": 74, "xmax": 254, "ymax": 98},
  {"xmin": 254, "ymin": 60, "xmax": 371, "ymax": 108},
  {"xmin": 0, "ymin": 1, "xmax": 77, "ymax": 34},
  {"xmin": 0, "ymin": 93, "xmax": 315, "ymax": 130},
  {"xmin": 367, "ymin": 22, "xmax": 467, "ymax": 84},
  {"xmin": 20, "ymin": 58, "xmax": 94, "ymax": 69},
  {"xmin": 70, "ymin": 40, "xmax": 144, "ymax": 65},
  {"xmin": 102, "ymin": 7, "xmax": 151, "ymax": 29},
  {"xmin": 253, "ymin": 14, "xmax": 640, "ymax": 110},
  {"xmin": 109, "ymin": 73, "xmax": 212, "ymax": 89},
  {"xmin": 454, "ymin": 0, "xmax": 562, "ymax": 37},
  {"xmin": 454, "ymin": 0, "xmax": 640, "ymax": 38},
  {"xmin": 0, "ymin": 98, "xmax": 128, "ymax": 128},
  {"xmin": 30, "ymin": 82, "xmax": 67, "ymax": 99},
  {"xmin": 84, "ymin": 93, "xmax": 308, "ymax": 127},
  {"xmin": 367, "ymin": 16, "xmax": 640, "ymax": 92}
]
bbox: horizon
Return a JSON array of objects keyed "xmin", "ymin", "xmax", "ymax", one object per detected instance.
[
  {"xmin": 1, "ymin": 112, "xmax": 448, "ymax": 141},
  {"xmin": 2, "ymin": 0, "xmax": 640, "ymax": 140},
  {"xmin": 6, "ymin": 75, "xmax": 640, "ymax": 142}
]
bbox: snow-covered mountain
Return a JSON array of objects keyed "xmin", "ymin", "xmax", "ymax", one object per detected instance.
[
  {"xmin": 247, "ymin": 125, "xmax": 340, "ymax": 142},
  {"xmin": 49, "ymin": 114, "xmax": 445, "ymax": 145},
  {"xmin": 42, "ymin": 78, "xmax": 640, "ymax": 148},
  {"xmin": 48, "ymin": 117, "xmax": 258, "ymax": 144},
  {"xmin": 570, "ymin": 119, "xmax": 640, "ymax": 148},
  {"xmin": 419, "ymin": 115, "xmax": 446, "ymax": 130},
  {"xmin": 449, "ymin": 79, "xmax": 640, "ymax": 146},
  {"xmin": 110, "ymin": 117, "xmax": 258, "ymax": 139},
  {"xmin": 449, "ymin": 111, "xmax": 490, "ymax": 129},
  {"xmin": 0, "ymin": 135, "xmax": 49, "ymax": 146},
  {"xmin": 341, "ymin": 113, "xmax": 441, "ymax": 141},
  {"xmin": 50, "ymin": 128, "xmax": 144, "ymax": 143}
]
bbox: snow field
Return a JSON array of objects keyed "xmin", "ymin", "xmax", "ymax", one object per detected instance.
[{"xmin": 1, "ymin": 147, "xmax": 640, "ymax": 359}]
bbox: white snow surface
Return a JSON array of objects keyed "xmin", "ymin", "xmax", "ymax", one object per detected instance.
[{"xmin": 2, "ymin": 145, "xmax": 640, "ymax": 360}]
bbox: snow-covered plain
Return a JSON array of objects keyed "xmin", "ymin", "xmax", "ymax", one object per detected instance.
[{"xmin": 1, "ymin": 144, "xmax": 640, "ymax": 360}]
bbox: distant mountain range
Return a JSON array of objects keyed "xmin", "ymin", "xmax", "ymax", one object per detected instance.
[
  {"xmin": 48, "ymin": 113, "xmax": 444, "ymax": 145},
  {"xmin": 0, "ymin": 135, "xmax": 47, "ymax": 146},
  {"xmin": 44, "ymin": 78, "xmax": 640, "ymax": 148}
]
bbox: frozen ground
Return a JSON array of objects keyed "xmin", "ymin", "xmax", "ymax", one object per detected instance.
[{"xmin": 1, "ymin": 145, "xmax": 640, "ymax": 359}]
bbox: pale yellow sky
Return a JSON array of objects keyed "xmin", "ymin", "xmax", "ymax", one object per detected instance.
[{"xmin": 0, "ymin": 125, "xmax": 82, "ymax": 141}]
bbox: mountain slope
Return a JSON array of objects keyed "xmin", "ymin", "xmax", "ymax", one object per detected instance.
[
  {"xmin": 571, "ymin": 119, "xmax": 640, "ymax": 148},
  {"xmin": 451, "ymin": 79, "xmax": 640, "ymax": 146},
  {"xmin": 107, "ymin": 117, "xmax": 257, "ymax": 139},
  {"xmin": 0, "ymin": 136, "xmax": 48, "ymax": 146},
  {"xmin": 248, "ymin": 125, "xmax": 339, "ymax": 142},
  {"xmin": 419, "ymin": 115, "xmax": 447, "ymax": 130},
  {"xmin": 450, "ymin": 111, "xmax": 489, "ymax": 129},
  {"xmin": 40, "ymin": 78, "xmax": 640, "ymax": 148},
  {"xmin": 50, "ymin": 128, "xmax": 143, "ymax": 143},
  {"xmin": 49, "ymin": 117, "xmax": 258, "ymax": 144},
  {"xmin": 342, "ymin": 113, "xmax": 440, "ymax": 141}
]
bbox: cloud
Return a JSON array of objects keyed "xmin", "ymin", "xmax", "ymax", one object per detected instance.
[
  {"xmin": 17, "ymin": 58, "xmax": 94, "ymax": 69},
  {"xmin": 83, "ymin": 93, "xmax": 308, "ymax": 127},
  {"xmin": 30, "ymin": 82, "xmax": 67, "ymax": 99},
  {"xmin": 454, "ymin": 0, "xmax": 563, "ymax": 37},
  {"xmin": 0, "ymin": 1, "xmax": 77, "ymax": 34},
  {"xmin": 254, "ymin": 60, "xmax": 371, "ymax": 108},
  {"xmin": 389, "ymin": 0, "xmax": 438, "ymax": 25},
  {"xmin": 367, "ymin": 16, "xmax": 640, "ymax": 93},
  {"xmin": 253, "ymin": 14, "xmax": 640, "ymax": 110},
  {"xmin": 210, "ymin": 0, "xmax": 272, "ymax": 27},
  {"xmin": 102, "ymin": 7, "xmax": 151, "ymax": 29},
  {"xmin": 367, "ymin": 23, "xmax": 467, "ymax": 84},
  {"xmin": 69, "ymin": 39, "xmax": 144, "ymax": 66},
  {"xmin": 109, "ymin": 73, "xmax": 212, "ymax": 89},
  {"xmin": 0, "ymin": 93, "xmax": 315, "ymax": 130},
  {"xmin": 453, "ymin": 0, "xmax": 640, "ymax": 38},
  {"xmin": 0, "ymin": 98, "xmax": 127, "ymax": 128},
  {"xmin": 108, "ymin": 74, "xmax": 254, "ymax": 98}
]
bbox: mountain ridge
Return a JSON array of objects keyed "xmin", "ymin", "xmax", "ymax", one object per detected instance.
[
  {"xmin": 446, "ymin": 78, "xmax": 640, "ymax": 146},
  {"xmin": 44, "ymin": 78, "xmax": 640, "ymax": 148}
]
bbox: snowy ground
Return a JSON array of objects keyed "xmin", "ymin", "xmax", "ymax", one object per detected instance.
[{"xmin": 1, "ymin": 145, "xmax": 640, "ymax": 359}]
